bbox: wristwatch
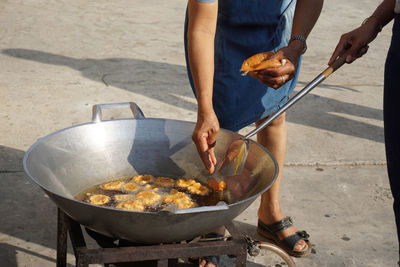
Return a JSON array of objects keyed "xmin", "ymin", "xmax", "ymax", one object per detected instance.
[{"xmin": 289, "ymin": 35, "xmax": 307, "ymax": 54}]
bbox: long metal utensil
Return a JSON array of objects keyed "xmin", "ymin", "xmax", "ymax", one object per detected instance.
[{"xmin": 217, "ymin": 54, "xmax": 347, "ymax": 177}]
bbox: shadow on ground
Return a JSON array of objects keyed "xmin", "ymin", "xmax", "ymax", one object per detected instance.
[
  {"xmin": 0, "ymin": 145, "xmax": 75, "ymax": 266},
  {"xmin": 2, "ymin": 48, "xmax": 384, "ymax": 143}
]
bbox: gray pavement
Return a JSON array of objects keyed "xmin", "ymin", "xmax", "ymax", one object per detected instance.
[{"xmin": 0, "ymin": 0, "xmax": 397, "ymax": 266}]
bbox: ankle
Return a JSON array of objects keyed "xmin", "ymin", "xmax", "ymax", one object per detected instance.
[{"xmin": 258, "ymin": 210, "xmax": 284, "ymax": 224}]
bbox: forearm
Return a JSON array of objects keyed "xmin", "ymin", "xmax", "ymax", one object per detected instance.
[
  {"xmin": 290, "ymin": 0, "xmax": 323, "ymax": 52},
  {"xmin": 187, "ymin": 0, "xmax": 218, "ymax": 115},
  {"xmin": 368, "ymin": 0, "xmax": 396, "ymax": 31}
]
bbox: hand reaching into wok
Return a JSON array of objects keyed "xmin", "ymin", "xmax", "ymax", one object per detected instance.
[{"xmin": 192, "ymin": 110, "xmax": 220, "ymax": 174}]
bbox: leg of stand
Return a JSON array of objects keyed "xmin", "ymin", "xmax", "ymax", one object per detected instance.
[
  {"xmin": 57, "ymin": 208, "xmax": 68, "ymax": 267},
  {"xmin": 235, "ymin": 250, "xmax": 247, "ymax": 267},
  {"xmin": 67, "ymin": 217, "xmax": 88, "ymax": 267},
  {"xmin": 225, "ymin": 222, "xmax": 247, "ymax": 267},
  {"xmin": 67, "ymin": 217, "xmax": 87, "ymax": 250},
  {"xmin": 157, "ymin": 259, "xmax": 168, "ymax": 267}
]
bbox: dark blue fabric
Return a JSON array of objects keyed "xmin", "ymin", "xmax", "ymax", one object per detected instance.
[
  {"xmin": 184, "ymin": 0, "xmax": 301, "ymax": 132},
  {"xmin": 384, "ymin": 14, "xmax": 400, "ymax": 257}
]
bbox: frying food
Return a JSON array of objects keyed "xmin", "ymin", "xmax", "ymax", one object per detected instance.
[
  {"xmin": 176, "ymin": 178, "xmax": 196, "ymax": 189},
  {"xmin": 155, "ymin": 177, "xmax": 175, "ymax": 188},
  {"xmin": 144, "ymin": 184, "xmax": 159, "ymax": 191},
  {"xmin": 77, "ymin": 174, "xmax": 224, "ymax": 211},
  {"xmin": 89, "ymin": 194, "xmax": 110, "ymax": 205},
  {"xmin": 164, "ymin": 189, "xmax": 196, "ymax": 209},
  {"xmin": 124, "ymin": 182, "xmax": 139, "ymax": 192},
  {"xmin": 100, "ymin": 180, "xmax": 124, "ymax": 191},
  {"xmin": 116, "ymin": 199, "xmax": 145, "ymax": 211},
  {"xmin": 114, "ymin": 194, "xmax": 136, "ymax": 202},
  {"xmin": 208, "ymin": 179, "xmax": 227, "ymax": 192},
  {"xmin": 132, "ymin": 174, "xmax": 154, "ymax": 185},
  {"xmin": 187, "ymin": 182, "xmax": 209, "ymax": 196},
  {"xmin": 240, "ymin": 51, "xmax": 282, "ymax": 76},
  {"xmin": 135, "ymin": 191, "xmax": 162, "ymax": 206}
]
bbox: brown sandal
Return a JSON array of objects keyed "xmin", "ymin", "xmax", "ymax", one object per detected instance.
[{"xmin": 257, "ymin": 216, "xmax": 312, "ymax": 258}]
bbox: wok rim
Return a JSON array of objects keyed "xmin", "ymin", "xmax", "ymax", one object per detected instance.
[{"xmin": 23, "ymin": 117, "xmax": 279, "ymax": 214}]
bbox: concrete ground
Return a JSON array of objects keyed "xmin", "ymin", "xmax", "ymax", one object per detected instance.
[{"xmin": 0, "ymin": 0, "xmax": 397, "ymax": 266}]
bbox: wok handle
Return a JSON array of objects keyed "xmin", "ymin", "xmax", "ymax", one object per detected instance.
[
  {"xmin": 322, "ymin": 53, "xmax": 347, "ymax": 78},
  {"xmin": 92, "ymin": 102, "xmax": 145, "ymax": 123}
]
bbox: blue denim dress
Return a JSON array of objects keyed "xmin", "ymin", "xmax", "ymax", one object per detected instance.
[{"xmin": 184, "ymin": 0, "xmax": 301, "ymax": 132}]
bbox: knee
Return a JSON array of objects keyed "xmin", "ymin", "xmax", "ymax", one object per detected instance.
[{"xmin": 256, "ymin": 112, "xmax": 286, "ymax": 128}]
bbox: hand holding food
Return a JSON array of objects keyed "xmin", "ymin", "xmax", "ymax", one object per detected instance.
[
  {"xmin": 242, "ymin": 47, "xmax": 300, "ymax": 89},
  {"xmin": 240, "ymin": 52, "xmax": 282, "ymax": 75}
]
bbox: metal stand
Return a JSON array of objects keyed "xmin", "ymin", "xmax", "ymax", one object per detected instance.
[{"xmin": 56, "ymin": 208, "xmax": 248, "ymax": 267}]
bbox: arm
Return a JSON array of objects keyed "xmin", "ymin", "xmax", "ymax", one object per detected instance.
[
  {"xmin": 256, "ymin": 0, "xmax": 324, "ymax": 88},
  {"xmin": 187, "ymin": 0, "xmax": 219, "ymax": 173},
  {"xmin": 329, "ymin": 0, "xmax": 395, "ymax": 64}
]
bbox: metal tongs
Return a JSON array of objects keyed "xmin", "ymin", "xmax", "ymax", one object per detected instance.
[{"xmin": 217, "ymin": 54, "xmax": 347, "ymax": 177}]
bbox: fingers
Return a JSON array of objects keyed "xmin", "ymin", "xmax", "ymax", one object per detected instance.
[
  {"xmin": 254, "ymin": 64, "xmax": 294, "ymax": 89},
  {"xmin": 358, "ymin": 45, "xmax": 369, "ymax": 57},
  {"xmin": 209, "ymin": 147, "xmax": 217, "ymax": 166},
  {"xmin": 346, "ymin": 44, "xmax": 369, "ymax": 63},
  {"xmin": 205, "ymin": 128, "xmax": 218, "ymax": 167},
  {"xmin": 192, "ymin": 117, "xmax": 220, "ymax": 174},
  {"xmin": 195, "ymin": 135, "xmax": 216, "ymax": 174},
  {"xmin": 329, "ymin": 35, "xmax": 351, "ymax": 65},
  {"xmin": 329, "ymin": 28, "xmax": 371, "ymax": 65}
]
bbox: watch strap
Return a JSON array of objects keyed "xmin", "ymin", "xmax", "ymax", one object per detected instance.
[{"xmin": 289, "ymin": 35, "xmax": 307, "ymax": 54}]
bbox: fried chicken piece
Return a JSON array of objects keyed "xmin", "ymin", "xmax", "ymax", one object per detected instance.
[
  {"xmin": 240, "ymin": 51, "xmax": 282, "ymax": 76},
  {"xmin": 208, "ymin": 179, "xmax": 226, "ymax": 191},
  {"xmin": 89, "ymin": 194, "xmax": 110, "ymax": 205},
  {"xmin": 176, "ymin": 178, "xmax": 196, "ymax": 189},
  {"xmin": 100, "ymin": 180, "xmax": 124, "ymax": 191},
  {"xmin": 124, "ymin": 182, "xmax": 139, "ymax": 192},
  {"xmin": 144, "ymin": 184, "xmax": 159, "ymax": 191},
  {"xmin": 132, "ymin": 175, "xmax": 154, "ymax": 185},
  {"xmin": 155, "ymin": 177, "xmax": 175, "ymax": 188},
  {"xmin": 164, "ymin": 189, "xmax": 196, "ymax": 209},
  {"xmin": 116, "ymin": 199, "xmax": 145, "ymax": 211},
  {"xmin": 135, "ymin": 191, "xmax": 161, "ymax": 206},
  {"xmin": 114, "ymin": 194, "xmax": 136, "ymax": 202},
  {"xmin": 187, "ymin": 182, "xmax": 209, "ymax": 196}
]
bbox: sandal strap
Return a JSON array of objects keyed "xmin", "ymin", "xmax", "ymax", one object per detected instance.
[
  {"xmin": 281, "ymin": 231, "xmax": 310, "ymax": 251},
  {"xmin": 258, "ymin": 216, "xmax": 293, "ymax": 234}
]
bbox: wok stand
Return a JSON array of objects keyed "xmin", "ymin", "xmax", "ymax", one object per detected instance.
[
  {"xmin": 56, "ymin": 209, "xmax": 295, "ymax": 267},
  {"xmin": 57, "ymin": 208, "xmax": 248, "ymax": 267}
]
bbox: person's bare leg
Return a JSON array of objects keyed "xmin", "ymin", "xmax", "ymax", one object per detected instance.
[{"xmin": 256, "ymin": 112, "xmax": 307, "ymax": 252}]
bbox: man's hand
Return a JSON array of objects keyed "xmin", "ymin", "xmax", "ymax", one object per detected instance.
[{"xmin": 328, "ymin": 18, "xmax": 381, "ymax": 65}]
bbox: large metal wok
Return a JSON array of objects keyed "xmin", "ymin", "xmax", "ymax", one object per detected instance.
[{"xmin": 23, "ymin": 102, "xmax": 278, "ymax": 244}]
